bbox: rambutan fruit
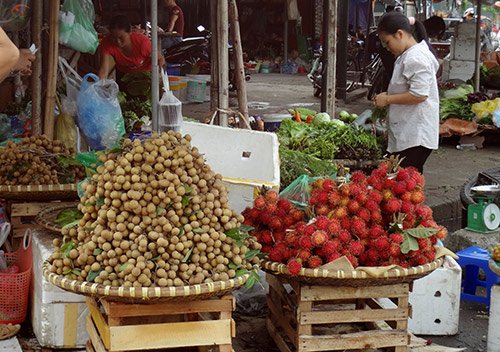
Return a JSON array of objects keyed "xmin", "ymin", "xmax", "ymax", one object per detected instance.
[
  {"xmin": 285, "ymin": 232, "xmax": 299, "ymax": 246},
  {"xmin": 284, "ymin": 215, "xmax": 297, "ymax": 227},
  {"xmin": 350, "ymin": 170, "xmax": 367, "ymax": 183},
  {"xmin": 405, "ymin": 178, "xmax": 417, "ymax": 192},
  {"xmin": 298, "ymin": 236, "xmax": 314, "ymax": 249},
  {"xmin": 294, "ymin": 221, "xmax": 307, "ymax": 234},
  {"xmin": 268, "ymin": 249, "xmax": 284, "ymax": 262},
  {"xmin": 269, "ymin": 217, "xmax": 283, "ymax": 230},
  {"xmin": 389, "ymin": 232, "xmax": 404, "ymax": 244},
  {"xmin": 328, "ymin": 191, "xmax": 341, "ymax": 206},
  {"xmin": 351, "ymin": 217, "xmax": 367, "ymax": 236},
  {"xmin": 400, "ymin": 201, "xmax": 414, "ymax": 214},
  {"xmin": 315, "ymin": 216, "xmax": 330, "ymax": 231},
  {"xmin": 317, "ymin": 190, "xmax": 329, "ymax": 204},
  {"xmin": 348, "ymin": 183, "xmax": 362, "ymax": 197},
  {"xmin": 333, "ymin": 207, "xmax": 348, "ymax": 219},
  {"xmin": 303, "ymin": 224, "xmax": 317, "ymax": 236},
  {"xmin": 417, "ymin": 238, "xmax": 431, "ymax": 251},
  {"xmin": 311, "ymin": 230, "xmax": 329, "ymax": 247},
  {"xmin": 274, "ymin": 231, "xmax": 286, "ymax": 242},
  {"xmin": 265, "ymin": 191, "xmax": 279, "ymax": 204},
  {"xmin": 369, "ymin": 225, "xmax": 385, "ymax": 239},
  {"xmin": 374, "ymin": 236, "xmax": 390, "ymax": 251},
  {"xmin": 410, "ymin": 190, "xmax": 425, "ymax": 204},
  {"xmin": 260, "ymin": 212, "xmax": 272, "ymax": 226},
  {"xmin": 356, "ymin": 192, "xmax": 369, "ymax": 205},
  {"xmin": 369, "ymin": 190, "xmax": 383, "ymax": 203},
  {"xmin": 357, "ymin": 227, "xmax": 370, "ymax": 239},
  {"xmin": 357, "ymin": 208, "xmax": 371, "ymax": 222},
  {"xmin": 261, "ymin": 245, "xmax": 272, "ymax": 254},
  {"xmin": 322, "ymin": 178, "xmax": 335, "ymax": 192},
  {"xmin": 389, "ymin": 243, "xmax": 401, "ymax": 257},
  {"xmin": 308, "ymin": 255, "xmax": 323, "ymax": 268},
  {"xmin": 430, "ymin": 235, "xmax": 438, "ymax": 245},
  {"xmin": 366, "ymin": 249, "xmax": 380, "ymax": 263},
  {"xmin": 347, "ymin": 200, "xmax": 361, "ymax": 214},
  {"xmin": 277, "ymin": 199, "xmax": 292, "ymax": 212},
  {"xmin": 265, "ymin": 203, "xmax": 277, "ymax": 214},
  {"xmin": 339, "ymin": 184, "xmax": 350, "ymax": 197},
  {"xmin": 297, "ymin": 249, "xmax": 312, "ymax": 262},
  {"xmin": 415, "ymin": 205, "xmax": 433, "ymax": 219},
  {"xmin": 315, "ymin": 204, "xmax": 330, "ymax": 216},
  {"xmin": 339, "ymin": 197, "xmax": 350, "ymax": 207},
  {"xmin": 400, "ymin": 192, "xmax": 412, "ymax": 202},
  {"xmin": 337, "ymin": 230, "xmax": 352, "ymax": 243},
  {"xmin": 393, "ymin": 181, "xmax": 407, "ymax": 195},
  {"xmin": 327, "ymin": 252, "xmax": 342, "ymax": 263},
  {"xmin": 396, "ymin": 168, "xmax": 410, "ymax": 181},
  {"xmin": 322, "ymin": 240, "xmax": 341, "ymax": 255},
  {"xmin": 345, "ymin": 254, "xmax": 359, "ymax": 268},
  {"xmin": 383, "ymin": 178, "xmax": 396, "ymax": 190},
  {"xmin": 327, "ymin": 218, "xmax": 342, "ymax": 236},
  {"xmin": 287, "ymin": 258, "xmax": 303, "ymax": 275},
  {"xmin": 420, "ymin": 219, "xmax": 438, "ymax": 228},
  {"xmin": 348, "ymin": 240, "xmax": 364, "ymax": 256},
  {"xmin": 365, "ymin": 199, "xmax": 380, "ymax": 212},
  {"xmin": 382, "ymin": 189, "xmax": 395, "ymax": 202},
  {"xmin": 383, "ymin": 199, "xmax": 401, "ymax": 213},
  {"xmin": 436, "ymin": 226, "xmax": 448, "ymax": 240},
  {"xmin": 291, "ymin": 209, "xmax": 305, "ymax": 222},
  {"xmin": 309, "ymin": 194, "xmax": 319, "ymax": 206},
  {"xmin": 370, "ymin": 210, "xmax": 383, "ymax": 223},
  {"xmin": 261, "ymin": 230, "xmax": 274, "ymax": 244},
  {"xmin": 254, "ymin": 195, "xmax": 266, "ymax": 210},
  {"xmin": 424, "ymin": 249, "xmax": 436, "ymax": 262},
  {"xmin": 340, "ymin": 217, "xmax": 351, "ymax": 230}
]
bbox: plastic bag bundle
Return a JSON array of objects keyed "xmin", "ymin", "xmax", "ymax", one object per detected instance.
[
  {"xmin": 0, "ymin": 0, "xmax": 31, "ymax": 32},
  {"xmin": 59, "ymin": 0, "xmax": 98, "ymax": 54},
  {"xmin": 77, "ymin": 73, "xmax": 125, "ymax": 150},
  {"xmin": 279, "ymin": 175, "xmax": 320, "ymax": 209},
  {"xmin": 159, "ymin": 69, "xmax": 183, "ymax": 132}
]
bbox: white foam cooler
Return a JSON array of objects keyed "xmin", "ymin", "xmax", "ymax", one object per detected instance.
[
  {"xmin": 182, "ymin": 121, "xmax": 280, "ymax": 214},
  {"xmin": 31, "ymin": 231, "xmax": 88, "ymax": 348}
]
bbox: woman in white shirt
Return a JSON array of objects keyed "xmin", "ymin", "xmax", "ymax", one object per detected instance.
[{"xmin": 373, "ymin": 12, "xmax": 439, "ymax": 173}]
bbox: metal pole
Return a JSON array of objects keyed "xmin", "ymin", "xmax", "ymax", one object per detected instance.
[
  {"xmin": 217, "ymin": 0, "xmax": 229, "ymax": 127},
  {"xmin": 474, "ymin": 0, "xmax": 482, "ymax": 92},
  {"xmin": 31, "ymin": 0, "xmax": 42, "ymax": 135},
  {"xmin": 336, "ymin": 0, "xmax": 348, "ymax": 102},
  {"xmin": 151, "ymin": 0, "xmax": 160, "ymax": 132},
  {"xmin": 284, "ymin": 2, "xmax": 288, "ymax": 63},
  {"xmin": 321, "ymin": 0, "xmax": 337, "ymax": 115}
]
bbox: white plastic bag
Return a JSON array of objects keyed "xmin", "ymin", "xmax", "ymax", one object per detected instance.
[{"xmin": 158, "ymin": 69, "xmax": 183, "ymax": 131}]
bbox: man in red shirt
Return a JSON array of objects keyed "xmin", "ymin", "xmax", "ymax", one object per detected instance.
[
  {"xmin": 160, "ymin": 0, "xmax": 184, "ymax": 51},
  {"xmin": 98, "ymin": 15, "xmax": 165, "ymax": 80}
]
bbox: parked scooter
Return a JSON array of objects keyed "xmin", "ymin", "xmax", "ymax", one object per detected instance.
[{"xmin": 162, "ymin": 25, "xmax": 211, "ymax": 71}]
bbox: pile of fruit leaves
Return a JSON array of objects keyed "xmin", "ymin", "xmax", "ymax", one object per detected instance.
[{"xmin": 277, "ymin": 119, "xmax": 383, "ymax": 189}]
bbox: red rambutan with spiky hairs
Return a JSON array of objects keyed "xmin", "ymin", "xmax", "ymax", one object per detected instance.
[
  {"xmin": 317, "ymin": 190, "xmax": 329, "ymax": 204},
  {"xmin": 417, "ymin": 238, "xmax": 431, "ymax": 251},
  {"xmin": 265, "ymin": 202, "xmax": 277, "ymax": 214},
  {"xmin": 333, "ymin": 206, "xmax": 348, "ymax": 219},
  {"xmin": 327, "ymin": 252, "xmax": 342, "ymax": 263},
  {"xmin": 410, "ymin": 190, "xmax": 425, "ymax": 204},
  {"xmin": 424, "ymin": 249, "xmax": 436, "ymax": 262},
  {"xmin": 328, "ymin": 191, "xmax": 341, "ymax": 206},
  {"xmin": 405, "ymin": 178, "xmax": 417, "ymax": 192},
  {"xmin": 261, "ymin": 230, "xmax": 274, "ymax": 244},
  {"xmin": 393, "ymin": 181, "xmax": 407, "ymax": 195},
  {"xmin": 275, "ymin": 208, "xmax": 287, "ymax": 218},
  {"xmin": 265, "ymin": 190, "xmax": 279, "ymax": 204},
  {"xmin": 366, "ymin": 249, "xmax": 380, "ymax": 263},
  {"xmin": 383, "ymin": 199, "xmax": 401, "ymax": 213},
  {"xmin": 254, "ymin": 195, "xmax": 266, "ymax": 209},
  {"xmin": 411, "ymin": 256, "xmax": 429, "ymax": 266},
  {"xmin": 260, "ymin": 212, "xmax": 272, "ymax": 225},
  {"xmin": 291, "ymin": 209, "xmax": 305, "ymax": 222},
  {"xmin": 285, "ymin": 232, "xmax": 299, "ymax": 246},
  {"xmin": 370, "ymin": 210, "xmax": 383, "ymax": 223},
  {"xmin": 308, "ymin": 255, "xmax": 323, "ymax": 268},
  {"xmin": 339, "ymin": 184, "xmax": 350, "ymax": 197},
  {"xmin": 315, "ymin": 204, "xmax": 330, "ymax": 216},
  {"xmin": 345, "ymin": 254, "xmax": 359, "ymax": 268},
  {"xmin": 356, "ymin": 192, "xmax": 369, "ymax": 205},
  {"xmin": 374, "ymin": 236, "xmax": 391, "ymax": 251},
  {"xmin": 275, "ymin": 242, "xmax": 288, "ymax": 251},
  {"xmin": 357, "ymin": 208, "xmax": 371, "ymax": 222},
  {"xmin": 347, "ymin": 200, "xmax": 361, "ymax": 214},
  {"xmin": 315, "ymin": 216, "xmax": 330, "ymax": 231},
  {"xmin": 348, "ymin": 240, "xmax": 364, "ymax": 256},
  {"xmin": 287, "ymin": 258, "xmax": 303, "ymax": 275},
  {"xmin": 383, "ymin": 178, "xmax": 396, "ymax": 190},
  {"xmin": 396, "ymin": 168, "xmax": 411, "ymax": 181},
  {"xmin": 297, "ymin": 249, "xmax": 312, "ymax": 262},
  {"xmin": 350, "ymin": 170, "xmax": 367, "ymax": 183},
  {"xmin": 400, "ymin": 201, "xmax": 414, "ymax": 214},
  {"xmin": 283, "ymin": 215, "xmax": 297, "ymax": 227},
  {"xmin": 261, "ymin": 245, "xmax": 273, "ymax": 254},
  {"xmin": 400, "ymin": 192, "xmax": 412, "ymax": 202},
  {"xmin": 269, "ymin": 217, "xmax": 283, "ymax": 230},
  {"xmin": 382, "ymin": 189, "xmax": 394, "ymax": 202},
  {"xmin": 277, "ymin": 198, "xmax": 292, "ymax": 212},
  {"xmin": 294, "ymin": 221, "xmax": 307, "ymax": 234},
  {"xmin": 379, "ymin": 250, "xmax": 390, "ymax": 260},
  {"xmin": 364, "ymin": 199, "xmax": 379, "ymax": 212},
  {"xmin": 369, "ymin": 225, "xmax": 385, "ymax": 239},
  {"xmin": 357, "ymin": 227, "xmax": 370, "ymax": 239},
  {"xmin": 369, "ymin": 190, "xmax": 384, "ymax": 203},
  {"xmin": 298, "ymin": 236, "xmax": 314, "ymax": 249},
  {"xmin": 322, "ymin": 178, "xmax": 335, "ymax": 192},
  {"xmin": 348, "ymin": 183, "xmax": 363, "ymax": 197},
  {"xmin": 420, "ymin": 219, "xmax": 438, "ymax": 228},
  {"xmin": 340, "ymin": 217, "xmax": 351, "ymax": 230},
  {"xmin": 311, "ymin": 230, "xmax": 329, "ymax": 247},
  {"xmin": 351, "ymin": 217, "xmax": 367, "ymax": 235},
  {"xmin": 389, "ymin": 232, "xmax": 404, "ymax": 244},
  {"xmin": 430, "ymin": 235, "xmax": 438, "ymax": 245},
  {"xmin": 274, "ymin": 232, "xmax": 286, "ymax": 242},
  {"xmin": 322, "ymin": 240, "xmax": 341, "ymax": 255},
  {"xmin": 389, "ymin": 243, "xmax": 401, "ymax": 257},
  {"xmin": 327, "ymin": 218, "xmax": 342, "ymax": 236},
  {"xmin": 303, "ymin": 224, "xmax": 317, "ymax": 237},
  {"xmin": 268, "ymin": 249, "xmax": 284, "ymax": 262},
  {"xmin": 415, "ymin": 205, "xmax": 432, "ymax": 219},
  {"xmin": 337, "ymin": 230, "xmax": 352, "ymax": 243},
  {"xmin": 436, "ymin": 226, "xmax": 448, "ymax": 240}
]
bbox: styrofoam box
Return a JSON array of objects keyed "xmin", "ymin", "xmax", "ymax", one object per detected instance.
[
  {"xmin": 488, "ymin": 285, "xmax": 500, "ymax": 352},
  {"xmin": 31, "ymin": 231, "xmax": 88, "ymax": 348},
  {"xmin": 181, "ymin": 121, "xmax": 280, "ymax": 213},
  {"xmin": 408, "ymin": 256, "xmax": 461, "ymax": 335}
]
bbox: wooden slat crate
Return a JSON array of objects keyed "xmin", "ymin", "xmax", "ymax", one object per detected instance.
[
  {"xmin": 85, "ymin": 295, "xmax": 236, "ymax": 352},
  {"xmin": 266, "ymin": 274, "xmax": 412, "ymax": 352}
]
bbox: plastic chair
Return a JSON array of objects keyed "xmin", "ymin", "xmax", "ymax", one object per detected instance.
[{"xmin": 456, "ymin": 246, "xmax": 500, "ymax": 306}]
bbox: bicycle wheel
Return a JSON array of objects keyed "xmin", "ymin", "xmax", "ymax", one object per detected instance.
[{"xmin": 367, "ymin": 65, "xmax": 385, "ymax": 101}]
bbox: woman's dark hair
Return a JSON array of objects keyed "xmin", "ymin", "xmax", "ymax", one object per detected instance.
[
  {"xmin": 109, "ymin": 15, "xmax": 131, "ymax": 32},
  {"xmin": 377, "ymin": 11, "xmax": 429, "ymax": 43}
]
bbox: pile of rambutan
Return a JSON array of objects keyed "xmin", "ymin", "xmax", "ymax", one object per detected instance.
[{"xmin": 243, "ymin": 158, "xmax": 448, "ymax": 276}]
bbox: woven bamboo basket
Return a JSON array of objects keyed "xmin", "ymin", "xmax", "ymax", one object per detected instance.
[
  {"xmin": 35, "ymin": 203, "xmax": 79, "ymax": 234},
  {"xmin": 0, "ymin": 324, "xmax": 20, "ymax": 341},
  {"xmin": 0, "ymin": 184, "xmax": 78, "ymax": 201},
  {"xmin": 42, "ymin": 262, "xmax": 250, "ymax": 303},
  {"xmin": 490, "ymin": 259, "xmax": 500, "ymax": 276},
  {"xmin": 262, "ymin": 257, "xmax": 444, "ymax": 286}
]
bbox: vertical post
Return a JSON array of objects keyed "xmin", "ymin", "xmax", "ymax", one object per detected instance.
[
  {"xmin": 284, "ymin": 2, "xmax": 288, "ymax": 63},
  {"xmin": 210, "ymin": 1, "xmax": 220, "ymax": 114},
  {"xmin": 321, "ymin": 0, "xmax": 337, "ymax": 116},
  {"xmin": 228, "ymin": 0, "xmax": 249, "ymax": 129},
  {"xmin": 474, "ymin": 0, "xmax": 482, "ymax": 92},
  {"xmin": 217, "ymin": 0, "xmax": 229, "ymax": 126},
  {"xmin": 43, "ymin": 0, "xmax": 60, "ymax": 140},
  {"xmin": 151, "ymin": 0, "xmax": 160, "ymax": 132},
  {"xmin": 31, "ymin": 0, "xmax": 42, "ymax": 135},
  {"xmin": 336, "ymin": 0, "xmax": 348, "ymax": 102}
]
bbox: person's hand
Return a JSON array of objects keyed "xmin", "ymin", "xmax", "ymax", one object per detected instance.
[
  {"xmin": 373, "ymin": 92, "xmax": 390, "ymax": 108},
  {"xmin": 14, "ymin": 49, "xmax": 35, "ymax": 75}
]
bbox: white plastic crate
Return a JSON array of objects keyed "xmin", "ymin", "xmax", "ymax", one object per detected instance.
[
  {"xmin": 31, "ymin": 231, "xmax": 88, "ymax": 348},
  {"xmin": 488, "ymin": 285, "xmax": 500, "ymax": 352},
  {"xmin": 408, "ymin": 256, "xmax": 462, "ymax": 335},
  {"xmin": 181, "ymin": 121, "xmax": 280, "ymax": 213}
]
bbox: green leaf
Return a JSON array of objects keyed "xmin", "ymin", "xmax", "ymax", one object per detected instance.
[
  {"xmin": 72, "ymin": 268, "xmax": 82, "ymax": 276},
  {"xmin": 181, "ymin": 248, "xmax": 194, "ymax": 263},
  {"xmin": 244, "ymin": 249, "xmax": 261, "ymax": 261},
  {"xmin": 87, "ymin": 270, "xmax": 102, "ymax": 282},
  {"xmin": 245, "ymin": 275, "xmax": 257, "ymax": 288},
  {"xmin": 61, "ymin": 240, "xmax": 75, "ymax": 258},
  {"xmin": 62, "ymin": 219, "xmax": 80, "ymax": 229},
  {"xmin": 181, "ymin": 195, "xmax": 190, "ymax": 207},
  {"xmin": 152, "ymin": 255, "xmax": 161, "ymax": 262},
  {"xmin": 404, "ymin": 227, "xmax": 438, "ymax": 239},
  {"xmin": 239, "ymin": 224, "xmax": 255, "ymax": 233},
  {"xmin": 63, "ymin": 267, "xmax": 72, "ymax": 275},
  {"xmin": 228, "ymin": 263, "xmax": 240, "ymax": 269},
  {"xmin": 235, "ymin": 269, "xmax": 249, "ymax": 277},
  {"xmin": 257, "ymin": 252, "xmax": 267, "ymax": 260},
  {"xmin": 225, "ymin": 228, "xmax": 239, "ymax": 238},
  {"xmin": 119, "ymin": 263, "xmax": 128, "ymax": 272},
  {"xmin": 179, "ymin": 226, "xmax": 185, "ymax": 237},
  {"xmin": 184, "ymin": 184, "xmax": 193, "ymax": 194},
  {"xmin": 84, "ymin": 227, "xmax": 96, "ymax": 232},
  {"xmin": 400, "ymin": 233, "xmax": 419, "ymax": 254},
  {"xmin": 54, "ymin": 208, "xmax": 83, "ymax": 226},
  {"xmin": 93, "ymin": 248, "xmax": 102, "ymax": 256},
  {"xmin": 156, "ymin": 207, "xmax": 165, "ymax": 215},
  {"xmin": 96, "ymin": 197, "xmax": 105, "ymax": 208},
  {"xmin": 193, "ymin": 228, "xmax": 205, "ymax": 234}
]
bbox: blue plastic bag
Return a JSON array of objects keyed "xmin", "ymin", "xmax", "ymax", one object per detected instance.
[{"xmin": 77, "ymin": 73, "xmax": 125, "ymax": 150}]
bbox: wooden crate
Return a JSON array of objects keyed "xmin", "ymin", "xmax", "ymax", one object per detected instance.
[
  {"xmin": 266, "ymin": 274, "xmax": 412, "ymax": 352},
  {"xmin": 85, "ymin": 295, "xmax": 236, "ymax": 352}
]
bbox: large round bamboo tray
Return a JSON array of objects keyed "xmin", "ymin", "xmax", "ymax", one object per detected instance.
[
  {"xmin": 0, "ymin": 184, "xmax": 78, "ymax": 201},
  {"xmin": 35, "ymin": 203, "xmax": 79, "ymax": 234},
  {"xmin": 42, "ymin": 262, "xmax": 250, "ymax": 303},
  {"xmin": 490, "ymin": 259, "xmax": 500, "ymax": 276},
  {"xmin": 262, "ymin": 257, "xmax": 444, "ymax": 286}
]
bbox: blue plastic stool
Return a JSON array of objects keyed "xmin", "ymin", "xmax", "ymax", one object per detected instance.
[{"xmin": 456, "ymin": 246, "xmax": 500, "ymax": 306}]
